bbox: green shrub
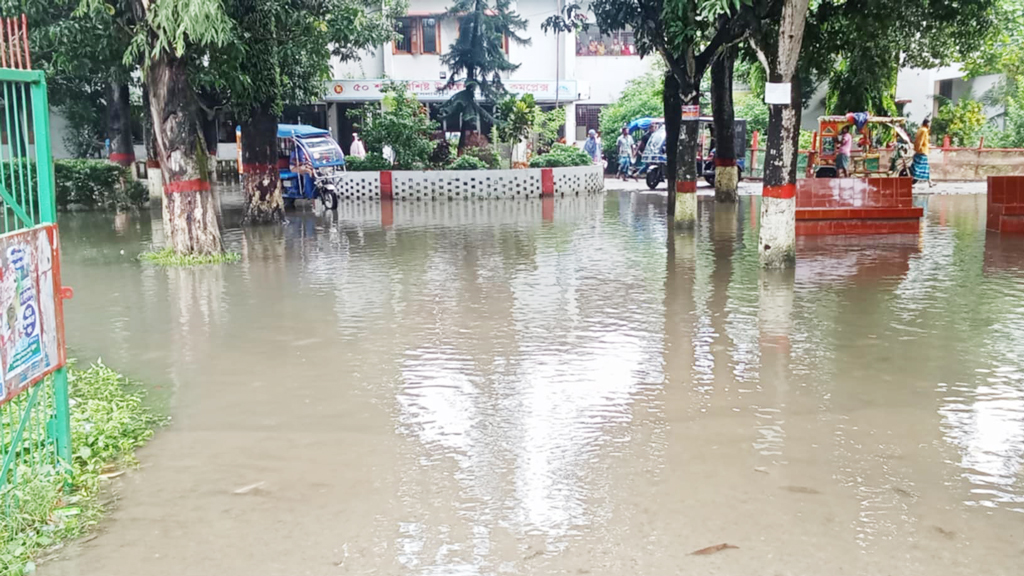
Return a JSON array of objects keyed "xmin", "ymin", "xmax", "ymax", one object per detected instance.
[
  {"xmin": 55, "ymin": 160, "xmax": 147, "ymax": 210},
  {"xmin": 463, "ymin": 145, "xmax": 498, "ymax": 169},
  {"xmin": 140, "ymin": 248, "xmax": 241, "ymax": 266},
  {"xmin": 346, "ymin": 152, "xmax": 392, "ymax": 172},
  {"xmin": 0, "ymin": 362, "xmax": 159, "ymax": 576},
  {"xmin": 348, "ymin": 83, "xmax": 437, "ymax": 170},
  {"xmin": 529, "ymin": 143, "xmax": 592, "ymax": 168},
  {"xmin": 450, "ymin": 155, "xmax": 488, "ymax": 170},
  {"xmin": 0, "ymin": 159, "xmax": 146, "ymax": 211},
  {"xmin": 933, "ymin": 99, "xmax": 987, "ymax": 147}
]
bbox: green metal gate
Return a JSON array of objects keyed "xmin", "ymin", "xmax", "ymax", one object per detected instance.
[{"xmin": 0, "ymin": 17, "xmax": 71, "ymax": 505}]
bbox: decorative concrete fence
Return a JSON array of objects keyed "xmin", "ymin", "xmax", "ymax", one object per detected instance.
[
  {"xmin": 987, "ymin": 175, "xmax": 1024, "ymax": 234},
  {"xmin": 795, "ymin": 177, "xmax": 923, "ymax": 235},
  {"xmin": 332, "ymin": 165, "xmax": 604, "ymax": 201}
]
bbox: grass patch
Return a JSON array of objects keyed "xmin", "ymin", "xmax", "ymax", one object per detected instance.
[
  {"xmin": 139, "ymin": 247, "xmax": 241, "ymax": 266},
  {"xmin": 0, "ymin": 362, "xmax": 160, "ymax": 576}
]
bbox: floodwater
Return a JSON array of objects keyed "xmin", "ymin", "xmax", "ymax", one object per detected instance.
[{"xmin": 43, "ymin": 187, "xmax": 1023, "ymax": 575}]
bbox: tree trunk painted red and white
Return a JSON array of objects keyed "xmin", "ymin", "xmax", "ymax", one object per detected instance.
[
  {"xmin": 711, "ymin": 48, "xmax": 739, "ymax": 202},
  {"xmin": 675, "ymin": 86, "xmax": 700, "ymax": 227},
  {"xmin": 107, "ymin": 80, "xmax": 135, "ymax": 170},
  {"xmin": 146, "ymin": 53, "xmax": 222, "ymax": 255},
  {"xmin": 240, "ymin": 108, "xmax": 285, "ymax": 224},
  {"xmin": 757, "ymin": 0, "xmax": 810, "ymax": 268}
]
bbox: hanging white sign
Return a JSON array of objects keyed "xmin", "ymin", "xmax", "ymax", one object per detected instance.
[{"xmin": 764, "ymin": 82, "xmax": 792, "ymax": 105}]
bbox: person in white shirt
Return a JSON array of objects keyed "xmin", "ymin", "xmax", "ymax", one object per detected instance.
[{"xmin": 350, "ymin": 133, "xmax": 366, "ymax": 159}]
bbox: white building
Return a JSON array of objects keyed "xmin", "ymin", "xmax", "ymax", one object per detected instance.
[{"xmin": 324, "ymin": 0, "xmax": 657, "ymax": 153}]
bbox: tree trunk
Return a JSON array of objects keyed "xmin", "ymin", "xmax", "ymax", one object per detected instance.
[
  {"xmin": 674, "ymin": 85, "xmax": 700, "ymax": 228},
  {"xmin": 240, "ymin": 108, "xmax": 285, "ymax": 224},
  {"xmin": 711, "ymin": 48, "xmax": 739, "ymax": 202},
  {"xmin": 146, "ymin": 53, "xmax": 223, "ymax": 255},
  {"xmin": 758, "ymin": 0, "xmax": 810, "ymax": 269},
  {"xmin": 107, "ymin": 81, "xmax": 135, "ymax": 169},
  {"xmin": 663, "ymin": 72, "xmax": 680, "ymax": 217},
  {"xmin": 142, "ymin": 86, "xmax": 162, "ymax": 203}
]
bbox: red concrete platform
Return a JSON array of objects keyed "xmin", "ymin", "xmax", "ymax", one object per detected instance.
[
  {"xmin": 795, "ymin": 177, "xmax": 923, "ymax": 236},
  {"xmin": 987, "ymin": 176, "xmax": 1024, "ymax": 234}
]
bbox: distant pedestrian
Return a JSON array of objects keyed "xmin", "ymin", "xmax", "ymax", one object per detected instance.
[
  {"xmin": 616, "ymin": 127, "xmax": 635, "ymax": 180},
  {"xmin": 912, "ymin": 119, "xmax": 931, "ymax": 185},
  {"xmin": 583, "ymin": 129, "xmax": 601, "ymax": 164},
  {"xmin": 350, "ymin": 133, "xmax": 366, "ymax": 159},
  {"xmin": 835, "ymin": 125, "xmax": 852, "ymax": 178}
]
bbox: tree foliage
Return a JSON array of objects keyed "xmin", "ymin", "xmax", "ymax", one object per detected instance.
[
  {"xmin": 494, "ymin": 93, "xmax": 538, "ymax": 165},
  {"xmin": 349, "ymin": 83, "xmax": 437, "ymax": 169},
  {"xmin": 205, "ymin": 0, "xmax": 403, "ymax": 120},
  {"xmin": 442, "ymin": 0, "xmax": 529, "ymax": 135},
  {"xmin": 806, "ymin": 0, "xmax": 998, "ymax": 115},
  {"xmin": 598, "ymin": 69, "xmax": 663, "ymax": 158},
  {"xmin": 932, "ymin": 98, "xmax": 987, "ymax": 146}
]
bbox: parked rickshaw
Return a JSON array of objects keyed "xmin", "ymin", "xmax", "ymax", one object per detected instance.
[
  {"xmin": 808, "ymin": 114, "xmax": 913, "ymax": 178},
  {"xmin": 238, "ymin": 124, "xmax": 346, "ymax": 210},
  {"xmin": 640, "ymin": 117, "xmax": 748, "ymax": 190}
]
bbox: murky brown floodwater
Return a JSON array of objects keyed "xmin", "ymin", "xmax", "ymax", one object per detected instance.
[{"xmin": 42, "ymin": 187, "xmax": 1024, "ymax": 575}]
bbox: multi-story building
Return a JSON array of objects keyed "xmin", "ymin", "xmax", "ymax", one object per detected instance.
[{"xmin": 323, "ymin": 0, "xmax": 657, "ymax": 153}]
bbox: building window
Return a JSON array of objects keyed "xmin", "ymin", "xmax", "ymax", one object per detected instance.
[
  {"xmin": 577, "ymin": 28, "xmax": 636, "ymax": 56},
  {"xmin": 421, "ymin": 17, "xmax": 439, "ymax": 54},
  {"xmin": 576, "ymin": 104, "xmax": 603, "ymax": 140},
  {"xmin": 394, "ymin": 16, "xmax": 441, "ymax": 55},
  {"xmin": 938, "ymin": 79, "xmax": 954, "ymax": 101},
  {"xmin": 394, "ymin": 18, "xmax": 414, "ymax": 53}
]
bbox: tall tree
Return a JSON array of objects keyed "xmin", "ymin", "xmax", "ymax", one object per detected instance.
[
  {"xmin": 207, "ymin": 0, "xmax": 401, "ymax": 224},
  {"xmin": 747, "ymin": 0, "xmax": 809, "ymax": 268},
  {"xmin": 441, "ymin": 0, "xmax": 528, "ymax": 151},
  {"xmin": 112, "ymin": 0, "xmax": 233, "ymax": 255},
  {"xmin": 711, "ymin": 45, "xmax": 738, "ymax": 201},
  {"xmin": 579, "ymin": 0, "xmax": 755, "ymax": 221}
]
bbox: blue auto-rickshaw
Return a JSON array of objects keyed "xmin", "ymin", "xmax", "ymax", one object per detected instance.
[
  {"xmin": 236, "ymin": 124, "xmax": 342, "ymax": 210},
  {"xmin": 278, "ymin": 124, "xmax": 346, "ymax": 210}
]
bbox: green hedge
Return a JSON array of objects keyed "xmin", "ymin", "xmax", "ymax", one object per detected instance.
[
  {"xmin": 529, "ymin": 144, "xmax": 593, "ymax": 168},
  {"xmin": 449, "ymin": 155, "xmax": 488, "ymax": 170},
  {"xmin": 1, "ymin": 159, "xmax": 148, "ymax": 211},
  {"xmin": 346, "ymin": 152, "xmax": 393, "ymax": 172}
]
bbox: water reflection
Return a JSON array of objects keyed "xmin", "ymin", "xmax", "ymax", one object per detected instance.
[{"xmin": 46, "ymin": 188, "xmax": 1024, "ymax": 576}]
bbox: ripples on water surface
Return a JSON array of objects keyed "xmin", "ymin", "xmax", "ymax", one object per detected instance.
[{"xmin": 48, "ymin": 190, "xmax": 1024, "ymax": 576}]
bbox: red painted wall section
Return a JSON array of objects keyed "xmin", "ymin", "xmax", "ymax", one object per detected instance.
[
  {"xmin": 380, "ymin": 171, "xmax": 393, "ymax": 200},
  {"xmin": 988, "ymin": 176, "xmax": 1024, "ymax": 233},
  {"xmin": 793, "ymin": 177, "xmax": 922, "ymax": 235},
  {"xmin": 541, "ymin": 168, "xmax": 554, "ymax": 196}
]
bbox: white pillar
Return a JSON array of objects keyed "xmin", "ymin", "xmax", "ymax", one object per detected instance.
[{"xmin": 564, "ymin": 103, "xmax": 576, "ymax": 145}]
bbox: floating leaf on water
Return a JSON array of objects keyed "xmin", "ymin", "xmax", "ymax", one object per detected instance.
[
  {"xmin": 781, "ymin": 485, "xmax": 821, "ymax": 494},
  {"xmin": 690, "ymin": 543, "xmax": 738, "ymax": 555}
]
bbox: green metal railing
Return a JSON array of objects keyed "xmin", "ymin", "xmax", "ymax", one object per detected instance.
[{"xmin": 0, "ymin": 62, "xmax": 71, "ymax": 503}]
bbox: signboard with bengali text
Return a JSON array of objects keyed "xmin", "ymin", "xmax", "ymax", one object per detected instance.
[
  {"xmin": 0, "ymin": 224, "xmax": 66, "ymax": 405},
  {"xmin": 326, "ymin": 79, "xmax": 579, "ymax": 102}
]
